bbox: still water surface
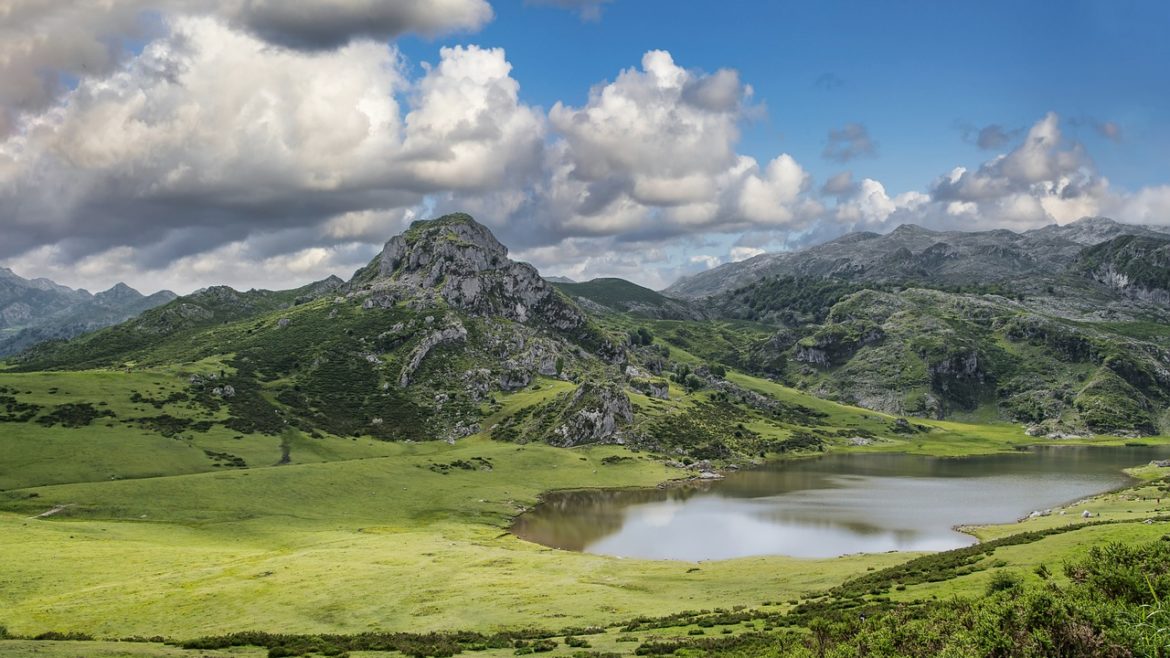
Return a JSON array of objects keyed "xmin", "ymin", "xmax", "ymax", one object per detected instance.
[{"xmin": 512, "ymin": 445, "xmax": 1170, "ymax": 561}]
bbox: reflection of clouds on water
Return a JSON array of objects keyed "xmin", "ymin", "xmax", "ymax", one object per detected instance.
[
  {"xmin": 516, "ymin": 445, "xmax": 1170, "ymax": 561},
  {"xmin": 585, "ymin": 500, "xmax": 974, "ymax": 560},
  {"xmin": 634, "ymin": 500, "xmax": 682, "ymax": 528}
]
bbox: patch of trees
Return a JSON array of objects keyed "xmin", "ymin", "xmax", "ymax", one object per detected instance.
[
  {"xmin": 35, "ymin": 403, "xmax": 114, "ymax": 428},
  {"xmin": 0, "ymin": 391, "xmax": 41, "ymax": 422},
  {"xmin": 627, "ymin": 327, "xmax": 654, "ymax": 346}
]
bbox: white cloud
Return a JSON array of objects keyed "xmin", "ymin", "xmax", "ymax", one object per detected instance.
[
  {"xmin": 0, "ymin": 0, "xmax": 493, "ymax": 133},
  {"xmin": 737, "ymin": 155, "xmax": 810, "ymax": 224},
  {"xmin": 4, "ymin": 17, "xmax": 1170, "ymax": 299},
  {"xmin": 548, "ymin": 50, "xmax": 746, "ymax": 207},
  {"xmin": 1112, "ymin": 185, "xmax": 1170, "ymax": 226},
  {"xmin": 471, "ymin": 50, "xmax": 818, "ymax": 252},
  {"xmin": 833, "ymin": 179, "xmax": 927, "ymax": 227},
  {"xmin": 729, "ymin": 246, "xmax": 765, "ymax": 262},
  {"xmin": 0, "ymin": 19, "xmax": 542, "ymax": 270}
]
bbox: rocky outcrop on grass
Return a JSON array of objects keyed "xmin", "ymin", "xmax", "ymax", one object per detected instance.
[{"xmin": 549, "ymin": 383, "xmax": 634, "ymax": 447}]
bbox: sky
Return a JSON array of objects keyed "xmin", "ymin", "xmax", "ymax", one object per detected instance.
[{"xmin": 1, "ymin": 0, "xmax": 1169, "ymax": 295}]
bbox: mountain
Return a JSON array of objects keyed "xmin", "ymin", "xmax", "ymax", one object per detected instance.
[
  {"xmin": 11, "ymin": 212, "xmax": 1170, "ymax": 450},
  {"xmin": 11, "ymin": 213, "xmax": 899, "ymax": 462},
  {"xmin": 13, "ymin": 214, "xmax": 637, "ymax": 446},
  {"xmin": 1075, "ymin": 234, "xmax": 1170, "ymax": 304},
  {"xmin": 665, "ymin": 217, "xmax": 1170, "ymax": 300},
  {"xmin": 0, "ymin": 268, "xmax": 177, "ymax": 356},
  {"xmin": 676, "ymin": 217, "xmax": 1170, "ymax": 435},
  {"xmin": 553, "ymin": 277, "xmax": 705, "ymax": 320}
]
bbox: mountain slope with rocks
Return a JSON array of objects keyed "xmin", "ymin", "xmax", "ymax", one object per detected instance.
[
  {"xmin": 677, "ymin": 217, "xmax": 1170, "ymax": 435},
  {"xmin": 11, "ymin": 215, "xmax": 730, "ymax": 449},
  {"xmin": 10, "ymin": 212, "xmax": 1170, "ymax": 457},
  {"xmin": 666, "ymin": 217, "xmax": 1170, "ymax": 300},
  {"xmin": 0, "ymin": 269, "xmax": 177, "ymax": 356}
]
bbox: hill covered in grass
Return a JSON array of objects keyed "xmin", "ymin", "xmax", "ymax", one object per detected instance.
[
  {"xmin": 2, "ymin": 213, "xmax": 1170, "ymax": 656},
  {"xmin": 8, "ymin": 214, "xmax": 895, "ymax": 464},
  {"xmin": 675, "ymin": 218, "xmax": 1170, "ymax": 436},
  {"xmin": 554, "ymin": 277, "xmax": 703, "ymax": 320}
]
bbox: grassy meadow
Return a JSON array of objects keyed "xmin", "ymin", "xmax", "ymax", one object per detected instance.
[{"xmin": 1, "ymin": 360, "xmax": 1168, "ymax": 655}]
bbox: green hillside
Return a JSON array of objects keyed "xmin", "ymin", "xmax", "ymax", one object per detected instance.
[{"xmin": 3, "ymin": 213, "xmax": 1169, "ymax": 657}]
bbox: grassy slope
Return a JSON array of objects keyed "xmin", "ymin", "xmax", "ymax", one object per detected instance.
[
  {"xmin": 553, "ymin": 278, "xmax": 675, "ymax": 307},
  {"xmin": 0, "ymin": 357, "xmax": 1039, "ymax": 639},
  {"xmin": 0, "ymin": 433, "xmax": 911, "ymax": 638},
  {"xmin": 2, "ymin": 317, "xmax": 1168, "ymax": 647}
]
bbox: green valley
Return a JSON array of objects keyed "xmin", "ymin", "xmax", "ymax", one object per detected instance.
[{"xmin": 2, "ymin": 214, "xmax": 1169, "ymax": 657}]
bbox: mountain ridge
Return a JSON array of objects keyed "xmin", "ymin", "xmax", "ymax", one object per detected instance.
[
  {"xmin": 10, "ymin": 212, "xmax": 1170, "ymax": 440},
  {"xmin": 0, "ymin": 268, "xmax": 178, "ymax": 356},
  {"xmin": 665, "ymin": 217, "xmax": 1170, "ymax": 299}
]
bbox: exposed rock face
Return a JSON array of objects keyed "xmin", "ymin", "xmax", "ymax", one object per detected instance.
[
  {"xmin": 794, "ymin": 324, "xmax": 884, "ymax": 368},
  {"xmin": 294, "ymin": 275, "xmax": 344, "ymax": 305},
  {"xmin": 550, "ymin": 383, "xmax": 634, "ymax": 447},
  {"xmin": 356, "ymin": 214, "xmax": 589, "ymax": 332},
  {"xmin": 630, "ymin": 378, "xmax": 670, "ymax": 399},
  {"xmin": 1076, "ymin": 235, "xmax": 1170, "ymax": 305},
  {"xmin": 399, "ymin": 321, "xmax": 468, "ymax": 387},
  {"xmin": 498, "ymin": 366, "xmax": 532, "ymax": 392}
]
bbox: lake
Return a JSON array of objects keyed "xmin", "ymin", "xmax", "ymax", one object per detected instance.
[{"xmin": 511, "ymin": 445, "xmax": 1170, "ymax": 561}]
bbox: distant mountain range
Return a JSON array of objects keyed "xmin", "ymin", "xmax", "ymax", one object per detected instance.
[
  {"xmin": 0, "ymin": 268, "xmax": 177, "ymax": 356},
  {"xmin": 666, "ymin": 217, "xmax": 1170, "ymax": 299}
]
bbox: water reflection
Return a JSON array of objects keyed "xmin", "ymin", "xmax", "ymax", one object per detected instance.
[{"xmin": 512, "ymin": 445, "xmax": 1170, "ymax": 560}]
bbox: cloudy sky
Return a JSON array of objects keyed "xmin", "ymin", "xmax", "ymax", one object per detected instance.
[{"xmin": 2, "ymin": 0, "xmax": 1169, "ymax": 294}]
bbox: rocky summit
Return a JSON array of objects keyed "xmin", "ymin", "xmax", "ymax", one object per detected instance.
[{"xmin": 347, "ymin": 213, "xmax": 590, "ymax": 334}]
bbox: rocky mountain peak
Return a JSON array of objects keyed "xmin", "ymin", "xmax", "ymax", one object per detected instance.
[
  {"xmin": 888, "ymin": 223, "xmax": 935, "ymax": 237},
  {"xmin": 378, "ymin": 213, "xmax": 509, "ymax": 279},
  {"xmin": 352, "ymin": 213, "xmax": 589, "ymax": 333},
  {"xmin": 95, "ymin": 282, "xmax": 144, "ymax": 302}
]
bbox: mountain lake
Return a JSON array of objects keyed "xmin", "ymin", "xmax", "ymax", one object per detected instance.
[{"xmin": 512, "ymin": 444, "xmax": 1170, "ymax": 561}]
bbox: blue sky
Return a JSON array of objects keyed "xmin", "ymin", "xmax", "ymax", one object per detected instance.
[
  {"xmin": 1, "ymin": 0, "xmax": 1168, "ymax": 293},
  {"xmin": 402, "ymin": 0, "xmax": 1170, "ymax": 193}
]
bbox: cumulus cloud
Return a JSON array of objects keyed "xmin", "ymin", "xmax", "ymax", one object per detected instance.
[
  {"xmin": 823, "ymin": 122, "xmax": 876, "ymax": 162},
  {"xmin": 549, "ymin": 51, "xmax": 747, "ymax": 204},
  {"xmin": 432, "ymin": 50, "xmax": 827, "ymax": 259},
  {"xmin": 0, "ymin": 0, "xmax": 493, "ymax": 133},
  {"xmin": 833, "ymin": 179, "xmax": 928, "ymax": 228},
  {"xmin": 820, "ymin": 171, "xmax": 856, "ymax": 197},
  {"xmin": 957, "ymin": 122, "xmax": 1022, "ymax": 150},
  {"xmin": 0, "ymin": 19, "xmax": 541, "ymax": 272},
  {"xmin": 3, "ymin": 8, "xmax": 1169, "ymax": 296},
  {"xmin": 894, "ymin": 113, "xmax": 1151, "ymax": 231}
]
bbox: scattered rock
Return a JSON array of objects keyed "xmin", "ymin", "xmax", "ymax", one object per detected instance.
[
  {"xmin": 551, "ymin": 383, "xmax": 633, "ymax": 447},
  {"xmin": 399, "ymin": 320, "xmax": 468, "ymax": 387}
]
